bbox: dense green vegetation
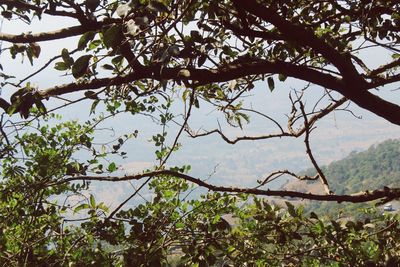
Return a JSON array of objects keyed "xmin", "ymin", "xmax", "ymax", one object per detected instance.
[{"xmin": 304, "ymin": 139, "xmax": 400, "ymax": 217}]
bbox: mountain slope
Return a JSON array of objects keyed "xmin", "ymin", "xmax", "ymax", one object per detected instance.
[{"xmin": 282, "ymin": 139, "xmax": 400, "ymax": 217}]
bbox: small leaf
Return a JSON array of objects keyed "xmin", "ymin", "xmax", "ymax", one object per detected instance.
[
  {"xmin": 103, "ymin": 25, "xmax": 124, "ymax": 49},
  {"xmin": 182, "ymin": 89, "xmax": 190, "ymax": 102},
  {"xmin": 78, "ymin": 31, "xmax": 96, "ymax": 50},
  {"xmin": 267, "ymin": 77, "xmax": 275, "ymax": 92},
  {"xmin": 101, "ymin": 64, "xmax": 114, "ymax": 70},
  {"xmin": 97, "ymin": 202, "xmax": 109, "ymax": 212},
  {"xmin": 148, "ymin": 1, "xmax": 169, "ymax": 13},
  {"xmin": 363, "ymin": 223, "xmax": 375, "ymax": 229},
  {"xmin": 90, "ymin": 99, "xmax": 99, "ymax": 114},
  {"xmin": 72, "ymin": 55, "xmax": 92, "ymax": 78},
  {"xmin": 34, "ymin": 99, "xmax": 47, "ymax": 114},
  {"xmin": 278, "ymin": 73, "xmax": 287, "ymax": 82},
  {"xmin": 88, "ymin": 40, "xmax": 102, "ymax": 50},
  {"xmin": 90, "ymin": 194, "xmax": 96, "ymax": 208},
  {"xmin": 190, "ymin": 30, "xmax": 203, "ymax": 43},
  {"xmin": 197, "ymin": 54, "xmax": 207, "ymax": 67},
  {"xmin": 54, "ymin": 62, "xmax": 69, "ymax": 71},
  {"xmin": 84, "ymin": 90, "xmax": 98, "ymax": 99},
  {"xmin": 61, "ymin": 48, "xmax": 73, "ymax": 66},
  {"xmin": 7, "ymin": 102, "xmax": 19, "ymax": 115},
  {"xmin": 392, "ymin": 53, "xmax": 400, "ymax": 59},
  {"xmin": 175, "ymin": 222, "xmax": 185, "ymax": 229},
  {"xmin": 29, "ymin": 43, "xmax": 41, "ymax": 58},
  {"xmin": 74, "ymin": 203, "xmax": 90, "ymax": 213},
  {"xmin": 285, "ymin": 201, "xmax": 297, "ymax": 217},
  {"xmin": 107, "ymin": 162, "xmax": 117, "ymax": 172}
]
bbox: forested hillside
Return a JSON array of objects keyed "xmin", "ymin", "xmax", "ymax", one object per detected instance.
[{"xmin": 289, "ymin": 139, "xmax": 400, "ymax": 217}]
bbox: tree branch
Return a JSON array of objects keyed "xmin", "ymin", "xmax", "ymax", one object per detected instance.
[
  {"xmin": 38, "ymin": 60, "xmax": 343, "ymax": 97},
  {"xmin": 0, "ymin": 19, "xmax": 120, "ymax": 43},
  {"xmin": 53, "ymin": 170, "xmax": 400, "ymax": 203}
]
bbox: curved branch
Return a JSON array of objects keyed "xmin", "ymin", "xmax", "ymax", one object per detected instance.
[
  {"xmin": 187, "ymin": 128, "xmax": 294, "ymax": 144},
  {"xmin": 0, "ymin": 19, "xmax": 120, "ymax": 43},
  {"xmin": 53, "ymin": 170, "xmax": 400, "ymax": 203},
  {"xmin": 38, "ymin": 60, "xmax": 344, "ymax": 97},
  {"xmin": 30, "ymin": 57, "xmax": 400, "ymax": 126}
]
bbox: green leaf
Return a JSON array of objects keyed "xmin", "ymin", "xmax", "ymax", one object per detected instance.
[
  {"xmin": 190, "ymin": 30, "xmax": 203, "ymax": 43},
  {"xmin": 267, "ymin": 77, "xmax": 275, "ymax": 92},
  {"xmin": 97, "ymin": 202, "xmax": 109, "ymax": 212},
  {"xmin": 101, "ymin": 64, "xmax": 114, "ymax": 70},
  {"xmin": 90, "ymin": 194, "xmax": 96, "ymax": 208},
  {"xmin": 84, "ymin": 90, "xmax": 98, "ymax": 99},
  {"xmin": 34, "ymin": 99, "xmax": 47, "ymax": 114},
  {"xmin": 72, "ymin": 55, "xmax": 92, "ymax": 78},
  {"xmin": 103, "ymin": 25, "xmax": 124, "ymax": 49},
  {"xmin": 285, "ymin": 201, "xmax": 297, "ymax": 217},
  {"xmin": 88, "ymin": 40, "xmax": 102, "ymax": 51},
  {"xmin": 107, "ymin": 162, "xmax": 117, "ymax": 172},
  {"xmin": 61, "ymin": 48, "xmax": 73, "ymax": 66},
  {"xmin": 7, "ymin": 102, "xmax": 19, "ymax": 115},
  {"xmin": 182, "ymin": 89, "xmax": 190, "ymax": 102},
  {"xmin": 74, "ymin": 203, "xmax": 90, "ymax": 213},
  {"xmin": 54, "ymin": 62, "xmax": 69, "ymax": 71},
  {"xmin": 278, "ymin": 73, "xmax": 287, "ymax": 82},
  {"xmin": 198, "ymin": 54, "xmax": 207, "ymax": 67},
  {"xmin": 392, "ymin": 53, "xmax": 400, "ymax": 59},
  {"xmin": 148, "ymin": 1, "xmax": 169, "ymax": 13},
  {"xmin": 90, "ymin": 99, "xmax": 100, "ymax": 114},
  {"xmin": 175, "ymin": 222, "xmax": 185, "ymax": 229},
  {"xmin": 78, "ymin": 31, "xmax": 96, "ymax": 50}
]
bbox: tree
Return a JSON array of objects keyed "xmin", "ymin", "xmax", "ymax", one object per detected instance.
[{"xmin": 0, "ymin": 0, "xmax": 399, "ymax": 265}]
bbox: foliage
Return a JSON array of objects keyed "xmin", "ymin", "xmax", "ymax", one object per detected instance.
[
  {"xmin": 1, "ymin": 128, "xmax": 400, "ymax": 265},
  {"xmin": 302, "ymin": 139, "xmax": 400, "ymax": 217},
  {"xmin": 0, "ymin": 0, "xmax": 400, "ymax": 265}
]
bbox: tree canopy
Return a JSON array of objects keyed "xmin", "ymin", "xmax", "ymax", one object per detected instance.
[{"xmin": 0, "ymin": 0, "xmax": 400, "ymax": 265}]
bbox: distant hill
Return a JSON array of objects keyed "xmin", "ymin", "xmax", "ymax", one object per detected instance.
[{"xmin": 281, "ymin": 139, "xmax": 400, "ymax": 217}]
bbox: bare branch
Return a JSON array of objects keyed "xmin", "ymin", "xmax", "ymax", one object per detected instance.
[
  {"xmin": 52, "ymin": 170, "xmax": 400, "ymax": 203},
  {"xmin": 300, "ymin": 101, "xmax": 332, "ymax": 195}
]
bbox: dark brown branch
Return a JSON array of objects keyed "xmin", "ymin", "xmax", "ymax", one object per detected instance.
[
  {"xmin": 53, "ymin": 170, "xmax": 400, "ymax": 203},
  {"xmin": 369, "ymin": 58, "xmax": 400, "ymax": 77},
  {"xmin": 10, "ymin": 58, "xmax": 400, "ymax": 127},
  {"xmin": 235, "ymin": 0, "xmax": 362, "ymax": 81},
  {"xmin": 233, "ymin": 1, "xmax": 400, "ymax": 125},
  {"xmin": 0, "ymin": 19, "xmax": 120, "ymax": 43},
  {"xmin": 0, "ymin": 0, "xmax": 42, "ymax": 12},
  {"xmin": 0, "ymin": 98, "xmax": 10, "ymax": 111},
  {"xmin": 38, "ymin": 60, "xmax": 343, "ymax": 97}
]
